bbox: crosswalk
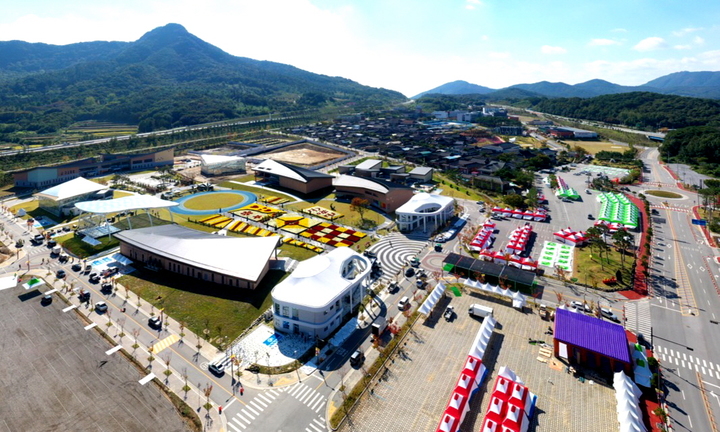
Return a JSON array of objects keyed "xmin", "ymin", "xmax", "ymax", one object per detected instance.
[
  {"xmin": 650, "ymin": 205, "xmax": 692, "ymax": 214},
  {"xmin": 226, "ymin": 383, "xmax": 328, "ymax": 431},
  {"xmin": 287, "ymin": 381, "xmax": 327, "ymax": 414},
  {"xmin": 367, "ymin": 233, "xmax": 427, "ymax": 285},
  {"xmin": 655, "ymin": 345, "xmax": 720, "ymax": 380},
  {"xmin": 227, "ymin": 389, "xmax": 283, "ymax": 431},
  {"xmin": 624, "ymin": 299, "xmax": 652, "ymax": 338}
]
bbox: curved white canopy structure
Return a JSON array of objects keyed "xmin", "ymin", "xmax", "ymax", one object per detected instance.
[
  {"xmin": 396, "ymin": 193, "xmax": 455, "ymax": 232},
  {"xmin": 75, "ymin": 194, "xmax": 178, "ymax": 214}
]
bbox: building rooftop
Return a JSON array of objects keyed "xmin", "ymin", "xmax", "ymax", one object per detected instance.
[
  {"xmin": 36, "ymin": 177, "xmax": 108, "ymax": 201},
  {"xmin": 271, "ymin": 248, "xmax": 370, "ymax": 310},
  {"xmin": 115, "ymin": 225, "xmax": 279, "ymax": 283},
  {"xmin": 355, "ymin": 159, "xmax": 383, "ymax": 171},
  {"xmin": 554, "ymin": 308, "xmax": 630, "ymax": 363},
  {"xmin": 409, "ymin": 167, "xmax": 433, "ymax": 176},
  {"xmin": 254, "ymin": 159, "xmax": 333, "ymax": 183},
  {"xmin": 75, "ymin": 194, "xmax": 178, "ymax": 214},
  {"xmin": 333, "ymin": 174, "xmax": 410, "ymax": 195},
  {"xmin": 395, "ymin": 193, "xmax": 453, "ymax": 214}
]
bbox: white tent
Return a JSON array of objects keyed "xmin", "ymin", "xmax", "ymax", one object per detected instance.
[
  {"xmin": 461, "ymin": 279, "xmax": 527, "ymax": 309},
  {"xmin": 468, "ymin": 315, "xmax": 497, "ymax": 360},
  {"xmin": 613, "ymin": 371, "xmax": 647, "ymax": 432},
  {"xmin": 419, "ymin": 283, "xmax": 446, "ymax": 315}
]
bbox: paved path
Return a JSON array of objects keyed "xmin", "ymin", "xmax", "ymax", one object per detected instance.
[{"xmin": 367, "ymin": 232, "xmax": 428, "ymax": 285}]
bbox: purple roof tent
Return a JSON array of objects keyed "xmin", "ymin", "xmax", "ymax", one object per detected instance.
[{"xmin": 554, "ymin": 308, "xmax": 631, "ymax": 364}]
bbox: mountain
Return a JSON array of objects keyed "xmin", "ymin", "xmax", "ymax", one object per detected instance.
[
  {"xmin": 643, "ymin": 71, "xmax": 720, "ymax": 99},
  {"xmin": 0, "ymin": 23, "xmax": 405, "ymax": 135},
  {"xmin": 416, "ymin": 71, "xmax": 720, "ymax": 100},
  {"xmin": 411, "ymin": 80, "xmax": 495, "ymax": 99}
]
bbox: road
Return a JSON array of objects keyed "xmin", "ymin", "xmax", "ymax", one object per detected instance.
[{"xmin": 638, "ymin": 147, "xmax": 720, "ymax": 432}]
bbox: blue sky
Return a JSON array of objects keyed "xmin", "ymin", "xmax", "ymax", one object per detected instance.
[{"xmin": 2, "ymin": 0, "xmax": 720, "ymax": 97}]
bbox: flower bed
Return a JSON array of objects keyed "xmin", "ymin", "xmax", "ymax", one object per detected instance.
[
  {"xmin": 213, "ymin": 218, "xmax": 233, "ymax": 229},
  {"xmin": 300, "ymin": 222, "xmax": 366, "ymax": 246},
  {"xmin": 282, "ymin": 237, "xmax": 323, "ymax": 253},
  {"xmin": 263, "ymin": 195, "xmax": 291, "ymax": 205},
  {"xmin": 199, "ymin": 214, "xmax": 222, "ymax": 223},
  {"xmin": 303, "ymin": 205, "xmax": 344, "ymax": 220}
]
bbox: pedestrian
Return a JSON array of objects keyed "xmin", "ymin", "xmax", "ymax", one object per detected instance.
[{"xmin": 240, "ymin": 387, "xmax": 244, "ymax": 396}]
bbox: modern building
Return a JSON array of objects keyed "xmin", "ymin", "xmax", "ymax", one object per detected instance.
[
  {"xmin": 254, "ymin": 159, "xmax": 333, "ymax": 195},
  {"xmin": 13, "ymin": 148, "xmax": 174, "ymax": 188},
  {"xmin": 200, "ymin": 154, "xmax": 246, "ymax": 176},
  {"xmin": 396, "ymin": 193, "xmax": 454, "ymax": 233},
  {"xmin": 35, "ymin": 177, "xmax": 110, "ymax": 216},
  {"xmin": 333, "ymin": 174, "xmax": 414, "ymax": 213},
  {"xmin": 354, "ymin": 159, "xmax": 383, "ymax": 177},
  {"xmin": 408, "ymin": 167, "xmax": 434, "ymax": 183},
  {"xmin": 553, "ymin": 308, "xmax": 632, "ymax": 375},
  {"xmin": 271, "ymin": 248, "xmax": 371, "ymax": 339},
  {"xmin": 554, "ymin": 127, "xmax": 598, "ymax": 139},
  {"xmin": 115, "ymin": 225, "xmax": 279, "ymax": 289}
]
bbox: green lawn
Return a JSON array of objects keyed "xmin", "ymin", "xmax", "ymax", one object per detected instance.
[
  {"xmin": 644, "ymin": 190, "xmax": 683, "ymax": 199},
  {"xmin": 57, "ymin": 233, "xmax": 120, "ymax": 257},
  {"xmin": 217, "ymin": 181, "xmax": 298, "ymax": 203},
  {"xmin": 286, "ymin": 199, "xmax": 386, "ymax": 228},
  {"xmin": 573, "ymin": 246, "xmax": 634, "ymax": 291},
  {"xmin": 183, "ymin": 193, "xmax": 248, "ymax": 210},
  {"xmin": 118, "ymin": 269, "xmax": 287, "ymax": 347}
]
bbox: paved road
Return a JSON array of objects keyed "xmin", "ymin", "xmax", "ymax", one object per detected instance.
[{"xmin": 637, "ymin": 147, "xmax": 720, "ymax": 432}]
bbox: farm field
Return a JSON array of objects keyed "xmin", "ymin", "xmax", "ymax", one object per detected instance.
[{"xmin": 561, "ymin": 139, "xmax": 629, "ymax": 155}]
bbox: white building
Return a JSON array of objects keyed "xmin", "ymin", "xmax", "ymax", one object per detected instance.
[
  {"xmin": 271, "ymin": 248, "xmax": 372, "ymax": 339},
  {"xmin": 396, "ymin": 193, "xmax": 455, "ymax": 233},
  {"xmin": 36, "ymin": 177, "xmax": 109, "ymax": 216},
  {"xmin": 200, "ymin": 154, "xmax": 246, "ymax": 176}
]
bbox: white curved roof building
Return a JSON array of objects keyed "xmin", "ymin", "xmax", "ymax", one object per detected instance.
[
  {"xmin": 75, "ymin": 194, "xmax": 178, "ymax": 214},
  {"xmin": 271, "ymin": 248, "xmax": 371, "ymax": 339},
  {"xmin": 396, "ymin": 193, "xmax": 455, "ymax": 233},
  {"xmin": 200, "ymin": 154, "xmax": 246, "ymax": 176}
]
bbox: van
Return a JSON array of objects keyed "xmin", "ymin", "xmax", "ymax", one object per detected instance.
[
  {"xmin": 371, "ymin": 317, "xmax": 387, "ymax": 336},
  {"xmin": 398, "ymin": 296, "xmax": 410, "ymax": 311},
  {"xmin": 468, "ymin": 304, "xmax": 493, "ymax": 318},
  {"xmin": 52, "ymin": 246, "xmax": 61, "ymax": 255}
]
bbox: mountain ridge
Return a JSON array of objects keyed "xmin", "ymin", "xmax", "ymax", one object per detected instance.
[{"xmin": 413, "ymin": 71, "xmax": 720, "ymax": 100}]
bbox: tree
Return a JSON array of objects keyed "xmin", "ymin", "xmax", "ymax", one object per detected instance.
[
  {"xmin": 350, "ymin": 197, "xmax": 370, "ymax": 221},
  {"xmin": 526, "ymin": 187, "xmax": 539, "ymax": 209},
  {"xmin": 612, "ymin": 229, "xmax": 634, "ymax": 269},
  {"xmin": 503, "ymin": 193, "xmax": 526, "ymax": 209},
  {"xmin": 586, "ymin": 226, "xmax": 609, "ymax": 269}
]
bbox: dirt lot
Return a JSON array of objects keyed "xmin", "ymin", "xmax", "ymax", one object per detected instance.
[
  {"xmin": 0, "ymin": 285, "xmax": 191, "ymax": 432},
  {"xmin": 339, "ymin": 291, "xmax": 617, "ymax": 432},
  {"xmin": 264, "ymin": 144, "xmax": 344, "ymax": 166}
]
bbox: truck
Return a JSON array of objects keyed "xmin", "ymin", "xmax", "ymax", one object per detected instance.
[
  {"xmin": 468, "ymin": 304, "xmax": 493, "ymax": 318},
  {"xmin": 51, "ymin": 246, "xmax": 61, "ymax": 256},
  {"xmin": 371, "ymin": 316, "xmax": 387, "ymax": 336},
  {"xmin": 539, "ymin": 304, "xmax": 549, "ymax": 320}
]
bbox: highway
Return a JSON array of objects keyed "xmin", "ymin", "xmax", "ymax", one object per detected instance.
[{"xmin": 639, "ymin": 147, "xmax": 720, "ymax": 432}]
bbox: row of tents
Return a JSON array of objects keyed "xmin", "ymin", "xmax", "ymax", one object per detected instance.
[{"xmin": 490, "ymin": 207, "xmax": 548, "ymax": 222}]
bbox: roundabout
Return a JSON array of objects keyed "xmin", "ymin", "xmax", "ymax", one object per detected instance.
[{"xmin": 170, "ymin": 190, "xmax": 257, "ymax": 216}]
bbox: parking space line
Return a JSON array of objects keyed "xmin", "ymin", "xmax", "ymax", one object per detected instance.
[
  {"xmin": 62, "ymin": 304, "xmax": 77, "ymax": 312},
  {"xmin": 138, "ymin": 373, "xmax": 155, "ymax": 385},
  {"xmin": 84, "ymin": 322, "xmax": 97, "ymax": 330},
  {"xmin": 44, "ymin": 288, "xmax": 58, "ymax": 295},
  {"xmin": 105, "ymin": 345, "xmax": 122, "ymax": 355}
]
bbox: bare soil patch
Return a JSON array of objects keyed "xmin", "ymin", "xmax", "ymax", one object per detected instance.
[{"xmin": 264, "ymin": 144, "xmax": 343, "ymax": 166}]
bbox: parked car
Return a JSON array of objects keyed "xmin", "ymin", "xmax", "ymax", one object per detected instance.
[
  {"xmin": 571, "ymin": 301, "xmax": 591, "ymax": 313},
  {"xmin": 47, "ymin": 239, "xmax": 57, "ymax": 248},
  {"xmin": 148, "ymin": 316, "xmax": 162, "ymax": 329},
  {"xmin": 33, "ymin": 234, "xmax": 44, "ymax": 244},
  {"xmin": 56, "ymin": 269, "xmax": 66, "ymax": 279},
  {"xmin": 398, "ymin": 296, "xmax": 410, "ymax": 311},
  {"xmin": 41, "ymin": 294, "xmax": 53, "ymax": 305},
  {"xmin": 444, "ymin": 305, "xmax": 455, "ymax": 321},
  {"xmin": 404, "ymin": 268, "xmax": 415, "ymax": 278},
  {"xmin": 79, "ymin": 290, "xmax": 91, "ymax": 303},
  {"xmin": 95, "ymin": 301, "xmax": 108, "ymax": 313},
  {"xmin": 349, "ymin": 350, "xmax": 365, "ymax": 367},
  {"xmin": 363, "ymin": 250, "xmax": 377, "ymax": 259},
  {"xmin": 587, "ymin": 214, "xmax": 594, "ymax": 219},
  {"xmin": 101, "ymin": 283, "xmax": 113, "ymax": 294},
  {"xmin": 388, "ymin": 281, "xmax": 400, "ymax": 293},
  {"xmin": 208, "ymin": 363, "xmax": 225, "ymax": 376},
  {"xmin": 601, "ymin": 307, "xmax": 620, "ymax": 322},
  {"xmin": 71, "ymin": 263, "xmax": 82, "ymax": 272}
]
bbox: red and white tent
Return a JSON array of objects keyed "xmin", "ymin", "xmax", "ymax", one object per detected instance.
[
  {"xmin": 435, "ymin": 354, "xmax": 488, "ymax": 432},
  {"xmin": 553, "ymin": 227, "xmax": 587, "ymax": 246},
  {"xmin": 511, "ymin": 209, "xmax": 524, "ymax": 219},
  {"xmin": 502, "ymin": 208, "xmax": 513, "ymax": 217},
  {"xmin": 479, "ymin": 367, "xmax": 537, "ymax": 432}
]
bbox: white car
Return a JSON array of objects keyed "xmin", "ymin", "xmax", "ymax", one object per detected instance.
[
  {"xmin": 571, "ymin": 301, "xmax": 591, "ymax": 313},
  {"xmin": 95, "ymin": 301, "xmax": 108, "ymax": 313},
  {"xmin": 600, "ymin": 307, "xmax": 620, "ymax": 322},
  {"xmin": 398, "ymin": 296, "xmax": 410, "ymax": 311}
]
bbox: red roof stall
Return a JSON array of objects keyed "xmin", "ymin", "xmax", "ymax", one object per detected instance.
[{"xmin": 479, "ymin": 366, "xmax": 537, "ymax": 432}]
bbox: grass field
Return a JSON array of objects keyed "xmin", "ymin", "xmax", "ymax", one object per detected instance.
[
  {"xmin": 286, "ymin": 199, "xmax": 386, "ymax": 229},
  {"xmin": 573, "ymin": 246, "xmax": 634, "ymax": 291},
  {"xmin": 56, "ymin": 233, "xmax": 120, "ymax": 257},
  {"xmin": 645, "ymin": 190, "xmax": 683, "ymax": 199},
  {"xmin": 560, "ymin": 140, "xmax": 629, "ymax": 155},
  {"xmin": 118, "ymin": 269, "xmax": 288, "ymax": 347},
  {"xmin": 217, "ymin": 181, "xmax": 297, "ymax": 203},
  {"xmin": 182, "ymin": 193, "xmax": 247, "ymax": 210}
]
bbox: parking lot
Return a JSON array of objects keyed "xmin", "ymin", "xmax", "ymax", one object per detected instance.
[
  {"xmin": 338, "ymin": 292, "xmax": 617, "ymax": 432},
  {"xmin": 0, "ymin": 284, "xmax": 191, "ymax": 432}
]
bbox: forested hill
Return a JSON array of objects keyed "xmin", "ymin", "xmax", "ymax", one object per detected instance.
[
  {"xmin": 527, "ymin": 92, "xmax": 720, "ymax": 130},
  {"xmin": 0, "ymin": 23, "xmax": 405, "ymax": 136}
]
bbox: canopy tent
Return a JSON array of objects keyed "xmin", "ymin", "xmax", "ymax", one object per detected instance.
[
  {"xmin": 479, "ymin": 366, "xmax": 537, "ymax": 432},
  {"xmin": 597, "ymin": 193, "xmax": 639, "ymax": 230},
  {"xmin": 419, "ymin": 283, "xmax": 447, "ymax": 315},
  {"xmin": 613, "ymin": 371, "xmax": 647, "ymax": 432},
  {"xmin": 443, "ymin": 253, "xmax": 536, "ymax": 292},
  {"xmin": 468, "ymin": 315, "xmax": 497, "ymax": 360},
  {"xmin": 555, "ymin": 176, "xmax": 580, "ymax": 200},
  {"xmin": 462, "ymin": 278, "xmax": 528, "ymax": 309},
  {"xmin": 553, "ymin": 227, "xmax": 587, "ymax": 246}
]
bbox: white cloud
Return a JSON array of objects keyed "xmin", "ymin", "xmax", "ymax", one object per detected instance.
[
  {"xmin": 694, "ymin": 36, "xmax": 705, "ymax": 45},
  {"xmin": 488, "ymin": 51, "xmax": 510, "ymax": 59},
  {"xmin": 611, "ymin": 28, "xmax": 627, "ymax": 33},
  {"xmin": 541, "ymin": 45, "xmax": 567, "ymax": 54},
  {"xmin": 672, "ymin": 27, "xmax": 702, "ymax": 37},
  {"xmin": 633, "ymin": 37, "xmax": 667, "ymax": 52},
  {"xmin": 674, "ymin": 45, "xmax": 692, "ymax": 50},
  {"xmin": 465, "ymin": 0, "xmax": 481, "ymax": 9},
  {"xmin": 589, "ymin": 38, "xmax": 620, "ymax": 47}
]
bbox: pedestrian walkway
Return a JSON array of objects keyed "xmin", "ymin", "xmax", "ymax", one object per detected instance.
[
  {"xmin": 367, "ymin": 233, "xmax": 427, "ymax": 285},
  {"xmin": 650, "ymin": 204, "xmax": 692, "ymax": 214},
  {"xmin": 624, "ymin": 299, "xmax": 652, "ymax": 338},
  {"xmin": 227, "ymin": 389, "xmax": 283, "ymax": 431},
  {"xmin": 287, "ymin": 381, "xmax": 328, "ymax": 414},
  {"xmin": 655, "ymin": 345, "xmax": 720, "ymax": 381}
]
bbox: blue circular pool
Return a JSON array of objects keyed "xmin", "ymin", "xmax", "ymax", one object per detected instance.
[{"xmin": 170, "ymin": 190, "xmax": 257, "ymax": 216}]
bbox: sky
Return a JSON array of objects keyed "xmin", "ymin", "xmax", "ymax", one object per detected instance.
[{"xmin": 2, "ymin": 0, "xmax": 720, "ymax": 97}]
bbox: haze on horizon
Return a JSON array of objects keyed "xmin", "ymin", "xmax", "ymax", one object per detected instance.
[{"xmin": 3, "ymin": 0, "xmax": 720, "ymax": 97}]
